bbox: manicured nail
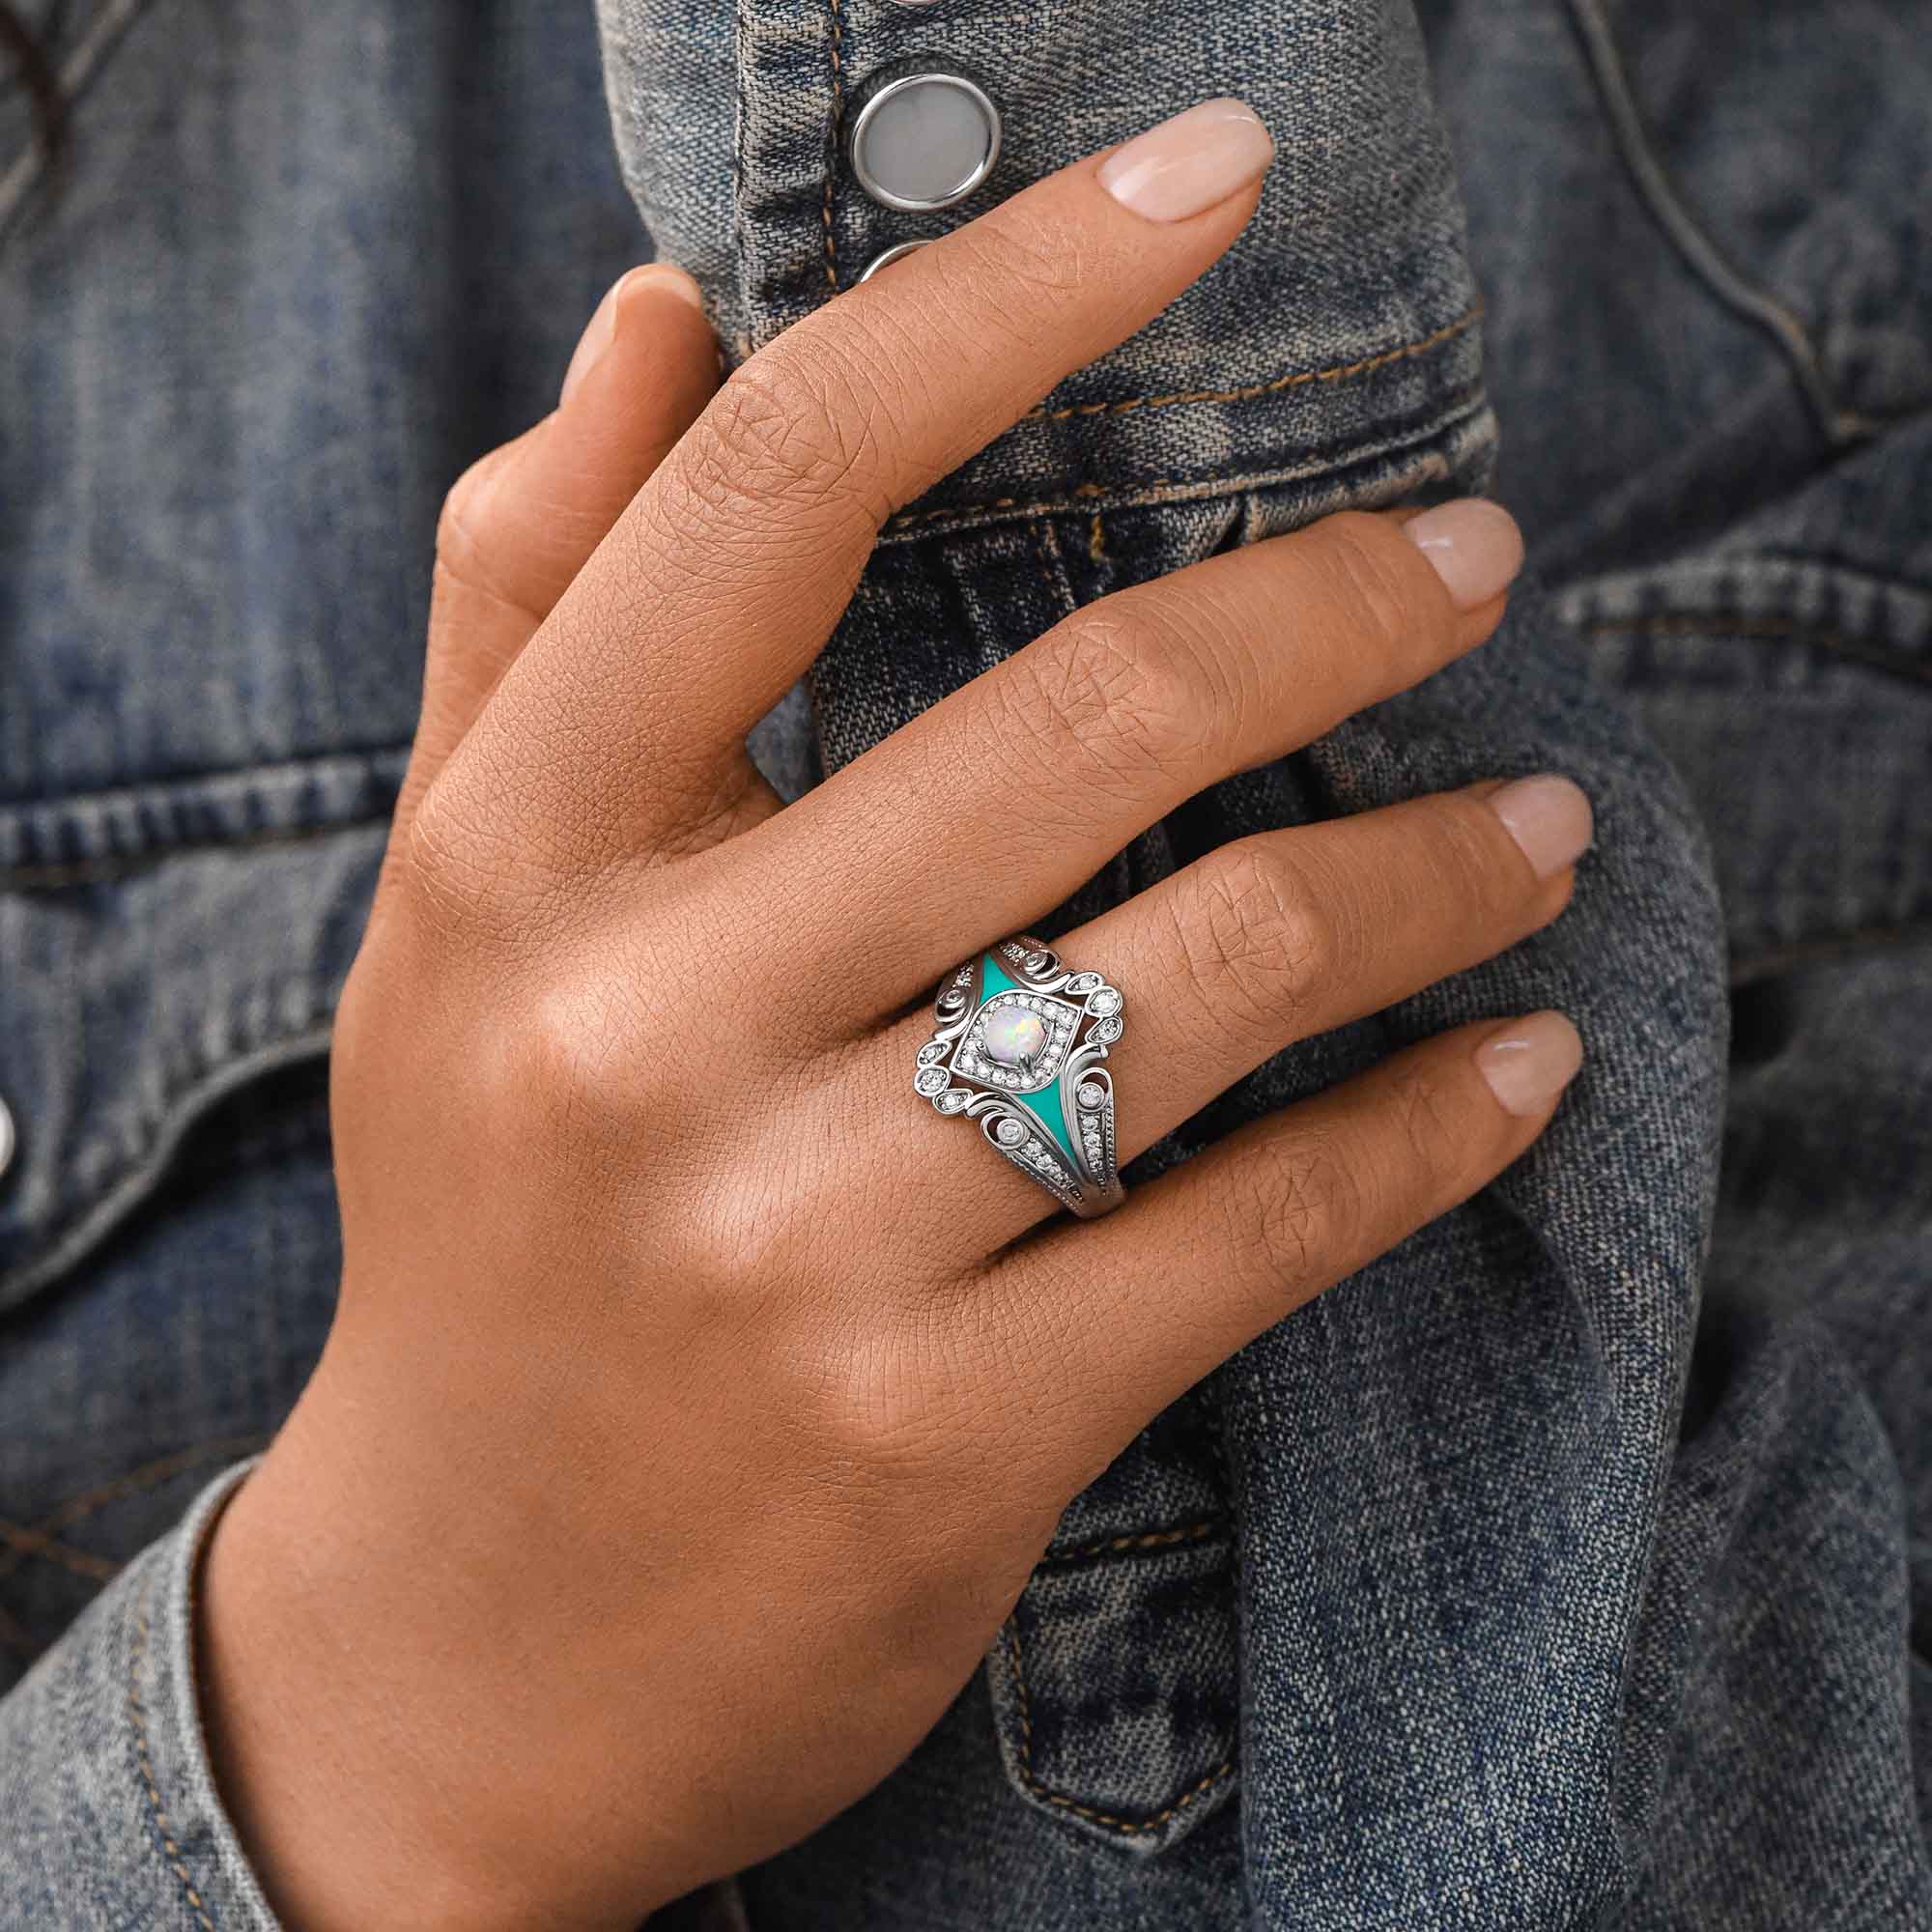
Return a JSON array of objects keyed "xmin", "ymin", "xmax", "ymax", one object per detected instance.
[
  {"xmin": 1097, "ymin": 98, "xmax": 1273, "ymax": 223},
  {"xmin": 560, "ymin": 265, "xmax": 705, "ymax": 405},
  {"xmin": 1489, "ymin": 775, "xmax": 1593, "ymax": 881},
  {"xmin": 1476, "ymin": 1012, "xmax": 1583, "ymax": 1118},
  {"xmin": 1403, "ymin": 499, "xmax": 1524, "ymax": 611}
]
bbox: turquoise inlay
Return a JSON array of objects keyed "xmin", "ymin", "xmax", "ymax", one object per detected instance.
[
  {"xmin": 977, "ymin": 953, "xmax": 1080, "ymax": 1166},
  {"xmin": 1016, "ymin": 1075, "xmax": 1078, "ymax": 1166},
  {"xmin": 980, "ymin": 951, "xmax": 1021, "ymax": 1001}
]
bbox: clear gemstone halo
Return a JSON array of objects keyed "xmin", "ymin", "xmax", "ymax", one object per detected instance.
[{"xmin": 956, "ymin": 991, "xmax": 1080, "ymax": 1093}]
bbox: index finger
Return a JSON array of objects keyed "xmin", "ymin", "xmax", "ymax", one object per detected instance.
[{"xmin": 447, "ymin": 99, "xmax": 1275, "ymax": 881}]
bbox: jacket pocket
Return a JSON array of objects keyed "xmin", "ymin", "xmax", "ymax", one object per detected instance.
[
  {"xmin": 987, "ymin": 1523, "xmax": 1238, "ymax": 1856},
  {"xmin": 0, "ymin": 753, "xmax": 400, "ymax": 1315}
]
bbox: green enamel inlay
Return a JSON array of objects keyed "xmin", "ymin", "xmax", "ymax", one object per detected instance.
[
  {"xmin": 980, "ymin": 951, "xmax": 1022, "ymax": 1001},
  {"xmin": 1017, "ymin": 1076, "xmax": 1078, "ymax": 1166},
  {"xmin": 978, "ymin": 951, "xmax": 1078, "ymax": 1166}
]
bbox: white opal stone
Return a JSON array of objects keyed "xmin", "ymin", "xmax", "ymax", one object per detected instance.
[{"xmin": 982, "ymin": 1006, "xmax": 1047, "ymax": 1065}]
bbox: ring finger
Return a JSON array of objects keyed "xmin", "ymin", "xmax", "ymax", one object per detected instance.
[{"xmin": 875, "ymin": 766, "xmax": 1591, "ymax": 1246}]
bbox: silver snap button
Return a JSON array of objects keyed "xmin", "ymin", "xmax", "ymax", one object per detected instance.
[
  {"xmin": 0, "ymin": 1094, "xmax": 14, "ymax": 1184},
  {"xmin": 847, "ymin": 65, "xmax": 1001, "ymax": 213},
  {"xmin": 858, "ymin": 240, "xmax": 931, "ymax": 282}
]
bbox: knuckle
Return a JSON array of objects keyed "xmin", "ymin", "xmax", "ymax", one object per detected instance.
[
  {"xmin": 1382, "ymin": 1052, "xmax": 1484, "ymax": 1201},
  {"xmin": 1438, "ymin": 797, "xmax": 1530, "ymax": 923},
  {"xmin": 1226, "ymin": 1130, "xmax": 1364, "ymax": 1285},
  {"xmin": 399, "ymin": 768, "xmax": 510, "ymax": 939},
  {"xmin": 943, "ymin": 213, "xmax": 1084, "ymax": 311},
  {"xmin": 1009, "ymin": 609, "xmax": 1206, "ymax": 800},
  {"xmin": 1169, "ymin": 840, "xmax": 1338, "ymax": 1040},
  {"xmin": 1312, "ymin": 511, "xmax": 1433, "ymax": 665},
  {"xmin": 433, "ymin": 449, "xmax": 527, "ymax": 614},
  {"xmin": 678, "ymin": 336, "xmax": 890, "ymax": 528}
]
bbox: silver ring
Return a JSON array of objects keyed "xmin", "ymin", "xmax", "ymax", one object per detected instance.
[{"xmin": 914, "ymin": 936, "xmax": 1126, "ymax": 1218}]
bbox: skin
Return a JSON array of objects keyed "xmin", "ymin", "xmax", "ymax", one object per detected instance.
[{"xmin": 199, "ymin": 111, "xmax": 1585, "ymax": 1931}]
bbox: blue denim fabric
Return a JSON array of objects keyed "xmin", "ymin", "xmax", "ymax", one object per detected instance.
[{"xmin": 2, "ymin": 1, "xmax": 1928, "ymax": 1929}]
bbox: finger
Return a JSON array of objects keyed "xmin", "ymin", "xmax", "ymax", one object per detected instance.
[
  {"xmin": 446, "ymin": 99, "xmax": 1277, "ymax": 875},
  {"xmin": 880, "ymin": 771, "xmax": 1589, "ymax": 1244},
  {"xmin": 985, "ymin": 1012, "xmax": 1584, "ymax": 1468},
  {"xmin": 389, "ymin": 265, "xmax": 720, "ymax": 862},
  {"xmin": 760, "ymin": 497, "xmax": 1524, "ymax": 1013}
]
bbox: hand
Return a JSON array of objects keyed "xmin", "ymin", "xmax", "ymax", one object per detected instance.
[{"xmin": 201, "ymin": 98, "xmax": 1586, "ymax": 1932}]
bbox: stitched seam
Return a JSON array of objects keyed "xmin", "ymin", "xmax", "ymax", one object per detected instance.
[
  {"xmin": 0, "ymin": 1522, "xmax": 119, "ymax": 1581},
  {"xmin": 820, "ymin": 0, "xmax": 844, "ymax": 293},
  {"xmin": 1730, "ymin": 918, "xmax": 1932, "ymax": 987},
  {"xmin": 1045, "ymin": 1517, "xmax": 1225, "ymax": 1567},
  {"xmin": 0, "ymin": 1437, "xmax": 270, "ymax": 1586},
  {"xmin": 886, "ymin": 381, "xmax": 1491, "ymax": 534},
  {"xmin": 4, "ymin": 1437, "xmax": 270, "ymax": 1551},
  {"xmin": 1563, "ymin": 0, "xmax": 1868, "ymax": 444},
  {"xmin": 129, "ymin": 1583, "xmax": 219, "ymax": 1932},
  {"xmin": 3, "ymin": 810, "xmax": 395, "ymax": 890},
  {"xmin": 0, "ymin": 0, "xmax": 161, "ymax": 240},
  {"xmin": 1031, "ymin": 517, "xmax": 1075, "ymax": 616},
  {"xmin": 1002, "ymin": 1620, "xmax": 1234, "ymax": 1835},
  {"xmin": 1017, "ymin": 305, "xmax": 1480, "ymax": 425},
  {"xmin": 0, "ymin": 1013, "xmax": 333, "ymax": 1317},
  {"xmin": 1575, "ymin": 613, "xmax": 1932, "ymax": 688}
]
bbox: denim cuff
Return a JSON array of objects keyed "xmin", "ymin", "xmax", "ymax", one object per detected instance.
[{"xmin": 0, "ymin": 1461, "xmax": 276, "ymax": 1931}]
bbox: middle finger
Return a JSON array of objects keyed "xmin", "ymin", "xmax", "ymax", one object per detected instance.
[{"xmin": 743, "ymin": 497, "xmax": 1524, "ymax": 1018}]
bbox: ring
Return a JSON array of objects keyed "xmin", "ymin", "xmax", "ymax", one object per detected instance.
[{"xmin": 913, "ymin": 935, "xmax": 1126, "ymax": 1218}]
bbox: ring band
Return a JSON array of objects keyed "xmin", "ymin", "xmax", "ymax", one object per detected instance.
[{"xmin": 914, "ymin": 936, "xmax": 1126, "ymax": 1218}]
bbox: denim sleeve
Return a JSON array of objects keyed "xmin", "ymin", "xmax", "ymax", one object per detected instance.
[{"xmin": 0, "ymin": 1465, "xmax": 279, "ymax": 1931}]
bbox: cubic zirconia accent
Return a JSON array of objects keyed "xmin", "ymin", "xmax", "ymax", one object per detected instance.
[
  {"xmin": 1088, "ymin": 987, "xmax": 1122, "ymax": 1016},
  {"xmin": 994, "ymin": 1117, "xmax": 1027, "ymax": 1147},
  {"xmin": 1077, "ymin": 1081, "xmax": 1107, "ymax": 1110},
  {"xmin": 914, "ymin": 1066, "xmax": 949, "ymax": 1096},
  {"xmin": 1090, "ymin": 1016, "xmax": 1123, "ymax": 1044}
]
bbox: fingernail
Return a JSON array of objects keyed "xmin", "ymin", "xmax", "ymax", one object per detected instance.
[
  {"xmin": 1097, "ymin": 98, "xmax": 1273, "ymax": 223},
  {"xmin": 1489, "ymin": 775, "xmax": 1594, "ymax": 881},
  {"xmin": 559, "ymin": 265, "xmax": 706, "ymax": 406},
  {"xmin": 1403, "ymin": 499, "xmax": 1524, "ymax": 611},
  {"xmin": 1476, "ymin": 1011, "xmax": 1583, "ymax": 1118}
]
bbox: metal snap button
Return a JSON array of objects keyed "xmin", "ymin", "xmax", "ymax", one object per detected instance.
[
  {"xmin": 847, "ymin": 64, "xmax": 1001, "ymax": 213},
  {"xmin": 858, "ymin": 240, "xmax": 931, "ymax": 282}
]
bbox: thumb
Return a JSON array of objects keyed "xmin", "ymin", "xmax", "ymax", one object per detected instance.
[{"xmin": 397, "ymin": 264, "xmax": 720, "ymax": 858}]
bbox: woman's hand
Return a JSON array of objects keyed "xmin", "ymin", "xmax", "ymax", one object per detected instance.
[{"xmin": 201, "ymin": 99, "xmax": 1587, "ymax": 1932}]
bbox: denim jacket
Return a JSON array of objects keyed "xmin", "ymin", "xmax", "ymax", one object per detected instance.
[{"xmin": 3, "ymin": 0, "xmax": 1929, "ymax": 1926}]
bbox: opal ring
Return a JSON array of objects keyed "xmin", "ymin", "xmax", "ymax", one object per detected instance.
[{"xmin": 913, "ymin": 936, "xmax": 1126, "ymax": 1218}]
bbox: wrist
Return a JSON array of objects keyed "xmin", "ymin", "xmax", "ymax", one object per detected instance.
[{"xmin": 196, "ymin": 1355, "xmax": 686, "ymax": 1932}]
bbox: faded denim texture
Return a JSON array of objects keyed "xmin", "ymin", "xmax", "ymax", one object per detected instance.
[{"xmin": 3, "ymin": 1, "xmax": 1930, "ymax": 1929}]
